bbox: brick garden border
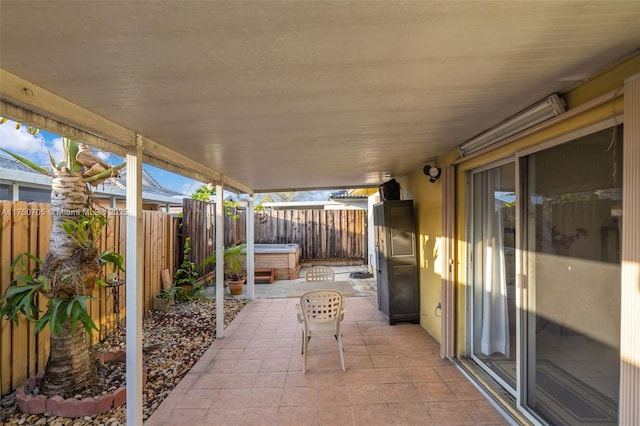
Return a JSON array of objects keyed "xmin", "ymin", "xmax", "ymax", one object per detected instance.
[{"xmin": 16, "ymin": 350, "xmax": 145, "ymax": 418}]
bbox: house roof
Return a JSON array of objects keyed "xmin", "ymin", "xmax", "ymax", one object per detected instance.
[
  {"xmin": 329, "ymin": 190, "xmax": 368, "ymax": 201},
  {"xmin": 0, "ymin": 156, "xmax": 184, "ymax": 204},
  {"xmin": 1, "ymin": 2, "xmax": 639, "ymax": 193}
]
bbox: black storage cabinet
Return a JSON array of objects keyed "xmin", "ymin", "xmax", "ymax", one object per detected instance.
[{"xmin": 373, "ymin": 200, "xmax": 420, "ymax": 325}]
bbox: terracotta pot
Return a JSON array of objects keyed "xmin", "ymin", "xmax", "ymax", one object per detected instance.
[{"xmin": 227, "ymin": 279, "xmax": 245, "ymax": 295}]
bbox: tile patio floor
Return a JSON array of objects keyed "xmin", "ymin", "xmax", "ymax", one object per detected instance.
[{"xmin": 145, "ymin": 296, "xmax": 508, "ymax": 425}]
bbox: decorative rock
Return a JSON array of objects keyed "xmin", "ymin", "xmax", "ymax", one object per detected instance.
[{"xmin": 3, "ymin": 299, "xmax": 246, "ymax": 424}]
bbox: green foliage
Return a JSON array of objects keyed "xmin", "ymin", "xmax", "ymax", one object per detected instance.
[
  {"xmin": 174, "ymin": 237, "xmax": 198, "ymax": 286},
  {"xmin": 176, "ymin": 283, "xmax": 205, "ymax": 302},
  {"xmin": 0, "ymin": 253, "xmax": 46, "ymax": 324},
  {"xmin": 156, "ymin": 284, "xmax": 182, "ymax": 302},
  {"xmin": 223, "ymin": 199, "xmax": 240, "ymax": 220},
  {"xmin": 60, "ymin": 213, "xmax": 125, "ymax": 286},
  {"xmin": 0, "ymin": 282, "xmax": 43, "ymax": 325},
  {"xmin": 223, "ymin": 244, "xmax": 246, "ymax": 281},
  {"xmin": 0, "ymin": 148, "xmax": 54, "ymax": 177},
  {"xmin": 37, "ymin": 296, "xmax": 99, "ymax": 336},
  {"xmin": 0, "ymin": 235, "xmax": 125, "ymax": 335},
  {"xmin": 0, "ymin": 253, "xmax": 99, "ymax": 336},
  {"xmin": 201, "ymin": 243, "xmax": 246, "ymax": 281},
  {"xmin": 61, "ymin": 213, "xmax": 109, "ymax": 248},
  {"xmin": 98, "ymin": 249, "xmax": 126, "ymax": 287},
  {"xmin": 191, "ymin": 183, "xmax": 215, "ymax": 201},
  {"xmin": 190, "ymin": 184, "xmax": 240, "ymax": 220},
  {"xmin": 63, "ymin": 137, "xmax": 83, "ymax": 174}
]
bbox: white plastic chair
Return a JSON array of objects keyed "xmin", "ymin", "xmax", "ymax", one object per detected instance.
[
  {"xmin": 295, "ymin": 290, "xmax": 345, "ymax": 373},
  {"xmin": 305, "ymin": 266, "xmax": 335, "ymax": 281}
]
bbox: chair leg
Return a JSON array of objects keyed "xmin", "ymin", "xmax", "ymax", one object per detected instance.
[
  {"xmin": 303, "ymin": 335, "xmax": 310, "ymax": 374},
  {"xmin": 337, "ymin": 334, "xmax": 345, "ymax": 372},
  {"xmin": 301, "ymin": 329, "xmax": 305, "ymax": 354}
]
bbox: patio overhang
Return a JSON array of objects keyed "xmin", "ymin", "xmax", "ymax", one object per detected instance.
[{"xmin": 0, "ymin": 70, "xmax": 252, "ymax": 195}]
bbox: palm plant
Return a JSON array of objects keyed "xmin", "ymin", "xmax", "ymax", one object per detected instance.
[
  {"xmin": 200, "ymin": 243, "xmax": 247, "ymax": 281},
  {"xmin": 0, "ymin": 137, "xmax": 125, "ymax": 397}
]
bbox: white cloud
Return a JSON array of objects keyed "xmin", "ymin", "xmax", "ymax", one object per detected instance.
[
  {"xmin": 181, "ymin": 181, "xmax": 203, "ymax": 196},
  {"xmin": 0, "ymin": 121, "xmax": 43, "ymax": 155},
  {"xmin": 0, "ymin": 120, "xmax": 64, "ymax": 165}
]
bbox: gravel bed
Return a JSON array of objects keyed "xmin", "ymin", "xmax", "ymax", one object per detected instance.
[{"xmin": 0, "ymin": 298, "xmax": 246, "ymax": 425}]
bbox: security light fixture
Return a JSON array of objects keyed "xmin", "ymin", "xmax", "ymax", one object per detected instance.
[
  {"xmin": 423, "ymin": 165, "xmax": 441, "ymax": 183},
  {"xmin": 457, "ymin": 93, "xmax": 566, "ymax": 157}
]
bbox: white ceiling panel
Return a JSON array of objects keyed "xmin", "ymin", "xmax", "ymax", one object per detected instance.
[{"xmin": 1, "ymin": 1, "xmax": 639, "ymax": 191}]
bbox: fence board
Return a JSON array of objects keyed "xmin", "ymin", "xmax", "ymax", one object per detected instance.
[
  {"xmin": 27, "ymin": 205, "xmax": 39, "ymax": 379},
  {"xmin": 1, "ymin": 201, "xmax": 12, "ymax": 395},
  {"xmin": 36, "ymin": 204, "xmax": 51, "ymax": 375},
  {"xmin": 11, "ymin": 202, "xmax": 29, "ymax": 390}
]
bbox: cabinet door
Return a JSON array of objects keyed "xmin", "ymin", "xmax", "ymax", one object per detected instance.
[
  {"xmin": 386, "ymin": 201, "xmax": 416, "ymax": 261},
  {"xmin": 374, "ymin": 203, "xmax": 389, "ymax": 315}
]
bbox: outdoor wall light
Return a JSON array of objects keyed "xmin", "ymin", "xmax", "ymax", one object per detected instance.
[
  {"xmin": 457, "ymin": 93, "xmax": 566, "ymax": 157},
  {"xmin": 423, "ymin": 165, "xmax": 441, "ymax": 183}
]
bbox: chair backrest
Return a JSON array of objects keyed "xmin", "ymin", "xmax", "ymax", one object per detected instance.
[
  {"xmin": 299, "ymin": 290, "xmax": 343, "ymax": 326},
  {"xmin": 305, "ymin": 266, "xmax": 335, "ymax": 281}
]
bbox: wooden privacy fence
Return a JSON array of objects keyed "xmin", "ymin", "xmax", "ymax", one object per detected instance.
[
  {"xmin": 181, "ymin": 198, "xmax": 366, "ymax": 271},
  {"xmin": 254, "ymin": 209, "xmax": 366, "ymax": 260},
  {"xmin": 0, "ymin": 201, "xmax": 173, "ymax": 396}
]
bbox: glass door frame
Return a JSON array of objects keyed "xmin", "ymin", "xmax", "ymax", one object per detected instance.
[
  {"xmin": 465, "ymin": 116, "xmax": 622, "ymax": 425},
  {"xmin": 467, "ymin": 156, "xmax": 519, "ymax": 398}
]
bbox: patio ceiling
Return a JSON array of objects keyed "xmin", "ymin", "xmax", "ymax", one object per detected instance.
[{"xmin": 1, "ymin": 1, "xmax": 639, "ymax": 193}]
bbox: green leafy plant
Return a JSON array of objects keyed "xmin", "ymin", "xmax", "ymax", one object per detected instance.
[
  {"xmin": 155, "ymin": 284, "xmax": 182, "ymax": 302},
  {"xmin": 98, "ymin": 249, "xmax": 126, "ymax": 287},
  {"xmin": 224, "ymin": 243, "xmax": 246, "ymax": 281},
  {"xmin": 174, "ymin": 237, "xmax": 198, "ymax": 286},
  {"xmin": 0, "ymin": 213, "xmax": 124, "ymax": 337},
  {"xmin": 201, "ymin": 243, "xmax": 247, "ymax": 282},
  {"xmin": 61, "ymin": 213, "xmax": 109, "ymax": 248},
  {"xmin": 37, "ymin": 296, "xmax": 98, "ymax": 336},
  {"xmin": 189, "ymin": 183, "xmax": 240, "ymax": 219},
  {"xmin": 0, "ymin": 251, "xmax": 122, "ymax": 337}
]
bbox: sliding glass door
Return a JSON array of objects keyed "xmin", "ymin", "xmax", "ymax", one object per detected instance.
[
  {"xmin": 522, "ymin": 126, "xmax": 621, "ymax": 425},
  {"xmin": 469, "ymin": 124, "xmax": 622, "ymax": 424},
  {"xmin": 471, "ymin": 161, "xmax": 517, "ymax": 393}
]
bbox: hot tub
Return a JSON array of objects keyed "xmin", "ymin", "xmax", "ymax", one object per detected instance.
[{"xmin": 246, "ymin": 244, "xmax": 302, "ymax": 280}]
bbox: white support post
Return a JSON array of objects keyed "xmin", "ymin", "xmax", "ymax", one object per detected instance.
[
  {"xmin": 620, "ymin": 73, "xmax": 640, "ymax": 425},
  {"xmin": 216, "ymin": 184, "xmax": 225, "ymax": 338},
  {"xmin": 11, "ymin": 183, "xmax": 19, "ymax": 201},
  {"xmin": 246, "ymin": 195, "xmax": 255, "ymax": 299},
  {"xmin": 125, "ymin": 136, "xmax": 143, "ymax": 425}
]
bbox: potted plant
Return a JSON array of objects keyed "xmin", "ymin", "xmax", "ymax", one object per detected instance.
[
  {"xmin": 152, "ymin": 285, "xmax": 181, "ymax": 311},
  {"xmin": 200, "ymin": 243, "xmax": 247, "ymax": 295},
  {"xmin": 224, "ymin": 244, "xmax": 247, "ymax": 295}
]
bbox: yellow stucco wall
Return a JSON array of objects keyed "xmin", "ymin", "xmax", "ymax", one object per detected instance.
[
  {"xmin": 398, "ymin": 52, "xmax": 639, "ymax": 351},
  {"xmin": 399, "ymin": 172, "xmax": 443, "ymax": 340}
]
